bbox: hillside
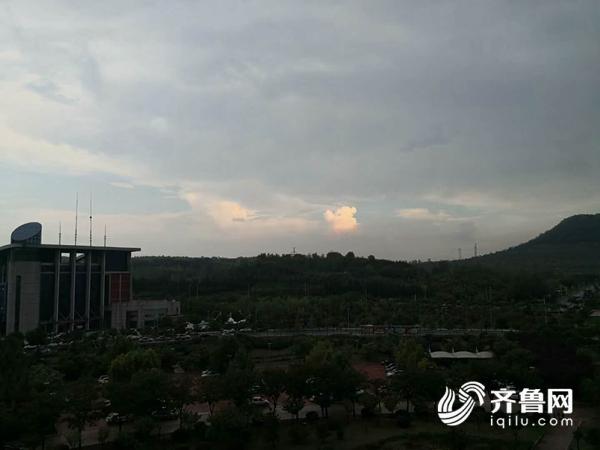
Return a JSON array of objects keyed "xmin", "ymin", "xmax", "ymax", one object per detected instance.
[
  {"xmin": 131, "ymin": 252, "xmax": 427, "ymax": 299},
  {"xmin": 131, "ymin": 214, "xmax": 600, "ymax": 301},
  {"xmin": 468, "ymin": 214, "xmax": 600, "ymax": 273}
]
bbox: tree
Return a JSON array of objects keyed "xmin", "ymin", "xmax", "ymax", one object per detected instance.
[
  {"xmin": 283, "ymin": 396, "xmax": 304, "ymax": 421},
  {"xmin": 283, "ymin": 366, "xmax": 307, "ymax": 421},
  {"xmin": 208, "ymin": 407, "xmax": 249, "ymax": 449},
  {"xmin": 395, "ymin": 339, "xmax": 427, "ymax": 370},
  {"xmin": 223, "ymin": 362, "xmax": 255, "ymax": 409},
  {"xmin": 109, "ymin": 349, "xmax": 160, "ymax": 381},
  {"xmin": 304, "ymin": 341, "xmax": 352, "ymax": 417},
  {"xmin": 127, "ymin": 369, "xmax": 168, "ymax": 416},
  {"xmin": 23, "ymin": 390, "xmax": 63, "ymax": 450},
  {"xmin": 335, "ymin": 367, "xmax": 364, "ymax": 418},
  {"xmin": 106, "ymin": 369, "xmax": 167, "ymax": 433},
  {"xmin": 261, "ymin": 368, "xmax": 287, "ymax": 412},
  {"xmin": 391, "ymin": 370, "xmax": 420, "ymax": 411},
  {"xmin": 65, "ymin": 379, "xmax": 97, "ymax": 450},
  {"xmin": 359, "ymin": 392, "xmax": 378, "ymax": 417},
  {"xmin": 0, "ymin": 336, "xmax": 29, "ymax": 411},
  {"xmin": 383, "ymin": 393, "xmax": 399, "ymax": 414},
  {"xmin": 25, "ymin": 327, "xmax": 47, "ymax": 346},
  {"xmin": 169, "ymin": 374, "xmax": 193, "ymax": 428},
  {"xmin": 198, "ymin": 376, "xmax": 223, "ymax": 416}
]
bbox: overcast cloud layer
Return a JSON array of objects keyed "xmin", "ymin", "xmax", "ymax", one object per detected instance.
[{"xmin": 1, "ymin": 1, "xmax": 599, "ymax": 260}]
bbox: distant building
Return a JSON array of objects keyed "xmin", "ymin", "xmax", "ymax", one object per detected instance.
[
  {"xmin": 429, "ymin": 350, "xmax": 495, "ymax": 360},
  {"xmin": 0, "ymin": 222, "xmax": 180, "ymax": 334},
  {"xmin": 110, "ymin": 299, "xmax": 181, "ymax": 329}
]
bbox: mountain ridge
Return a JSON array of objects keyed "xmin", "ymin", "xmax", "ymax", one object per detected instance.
[{"xmin": 468, "ymin": 213, "xmax": 600, "ymax": 273}]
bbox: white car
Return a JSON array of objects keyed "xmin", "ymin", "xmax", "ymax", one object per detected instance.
[
  {"xmin": 97, "ymin": 375, "xmax": 110, "ymax": 384},
  {"xmin": 201, "ymin": 370, "xmax": 216, "ymax": 377},
  {"xmin": 251, "ymin": 396, "xmax": 270, "ymax": 407}
]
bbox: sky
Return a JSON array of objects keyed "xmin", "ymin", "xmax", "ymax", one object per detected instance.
[{"xmin": 0, "ymin": 1, "xmax": 599, "ymax": 260}]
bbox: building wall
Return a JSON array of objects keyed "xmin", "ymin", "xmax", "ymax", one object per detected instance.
[
  {"xmin": 6, "ymin": 260, "xmax": 41, "ymax": 333},
  {"xmin": 0, "ymin": 246, "xmax": 137, "ymax": 335},
  {"xmin": 109, "ymin": 299, "xmax": 181, "ymax": 329}
]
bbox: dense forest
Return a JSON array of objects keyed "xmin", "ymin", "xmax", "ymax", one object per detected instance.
[
  {"xmin": 132, "ymin": 253, "xmax": 559, "ymax": 304},
  {"xmin": 131, "ymin": 214, "xmax": 600, "ymax": 330}
]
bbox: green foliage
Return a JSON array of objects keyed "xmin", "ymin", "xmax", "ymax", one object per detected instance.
[
  {"xmin": 260, "ymin": 367, "xmax": 287, "ymax": 411},
  {"xmin": 208, "ymin": 407, "xmax": 249, "ymax": 449},
  {"xmin": 25, "ymin": 327, "xmax": 47, "ymax": 346},
  {"xmin": 395, "ymin": 338, "xmax": 428, "ymax": 370},
  {"xmin": 109, "ymin": 349, "xmax": 160, "ymax": 381},
  {"xmin": 107, "ymin": 369, "xmax": 168, "ymax": 418},
  {"xmin": 64, "ymin": 379, "xmax": 97, "ymax": 450}
]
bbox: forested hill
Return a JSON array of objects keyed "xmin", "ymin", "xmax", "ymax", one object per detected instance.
[
  {"xmin": 132, "ymin": 252, "xmax": 427, "ymax": 299},
  {"xmin": 467, "ymin": 214, "xmax": 600, "ymax": 273},
  {"xmin": 132, "ymin": 251, "xmax": 558, "ymax": 304},
  {"xmin": 131, "ymin": 214, "xmax": 600, "ymax": 301}
]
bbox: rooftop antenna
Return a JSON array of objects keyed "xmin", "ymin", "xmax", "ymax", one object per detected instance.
[
  {"xmin": 89, "ymin": 193, "xmax": 93, "ymax": 247},
  {"xmin": 458, "ymin": 248, "xmax": 462, "ymax": 260},
  {"xmin": 74, "ymin": 192, "xmax": 79, "ymax": 246},
  {"xmin": 58, "ymin": 221, "xmax": 62, "ymax": 245},
  {"xmin": 474, "ymin": 242, "xmax": 478, "ymax": 257},
  {"xmin": 103, "ymin": 224, "xmax": 107, "ymax": 247}
]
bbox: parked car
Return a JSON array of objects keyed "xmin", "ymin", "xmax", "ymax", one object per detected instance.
[
  {"xmin": 151, "ymin": 407, "xmax": 178, "ymax": 421},
  {"xmin": 251, "ymin": 396, "xmax": 270, "ymax": 407},
  {"xmin": 106, "ymin": 412, "xmax": 130, "ymax": 425}
]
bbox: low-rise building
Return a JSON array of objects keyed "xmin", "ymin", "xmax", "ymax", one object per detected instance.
[{"xmin": 0, "ymin": 222, "xmax": 180, "ymax": 334}]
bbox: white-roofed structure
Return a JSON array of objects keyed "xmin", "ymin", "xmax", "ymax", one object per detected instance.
[{"xmin": 429, "ymin": 350, "xmax": 494, "ymax": 359}]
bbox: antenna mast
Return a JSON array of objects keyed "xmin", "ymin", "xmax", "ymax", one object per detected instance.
[
  {"xmin": 89, "ymin": 193, "xmax": 93, "ymax": 247},
  {"xmin": 474, "ymin": 242, "xmax": 478, "ymax": 257},
  {"xmin": 59, "ymin": 221, "xmax": 62, "ymax": 245},
  {"xmin": 458, "ymin": 248, "xmax": 462, "ymax": 260},
  {"xmin": 74, "ymin": 193, "xmax": 79, "ymax": 246},
  {"xmin": 104, "ymin": 224, "xmax": 107, "ymax": 247}
]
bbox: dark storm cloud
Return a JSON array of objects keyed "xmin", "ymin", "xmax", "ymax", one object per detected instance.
[{"xmin": 0, "ymin": 1, "xmax": 598, "ymax": 259}]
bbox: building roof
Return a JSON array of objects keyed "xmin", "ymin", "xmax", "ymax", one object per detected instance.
[
  {"xmin": 429, "ymin": 350, "xmax": 495, "ymax": 359},
  {"xmin": 0, "ymin": 243, "xmax": 141, "ymax": 253}
]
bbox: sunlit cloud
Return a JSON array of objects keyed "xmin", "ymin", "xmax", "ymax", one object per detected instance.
[
  {"xmin": 183, "ymin": 191, "xmax": 317, "ymax": 236},
  {"xmin": 0, "ymin": 125, "xmax": 137, "ymax": 178},
  {"xmin": 396, "ymin": 208, "xmax": 450, "ymax": 221},
  {"xmin": 209, "ymin": 200, "xmax": 255, "ymax": 225},
  {"xmin": 324, "ymin": 206, "xmax": 358, "ymax": 233},
  {"xmin": 110, "ymin": 181, "xmax": 135, "ymax": 189}
]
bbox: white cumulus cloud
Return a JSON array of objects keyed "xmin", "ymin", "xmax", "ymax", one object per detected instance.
[{"xmin": 324, "ymin": 206, "xmax": 358, "ymax": 233}]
